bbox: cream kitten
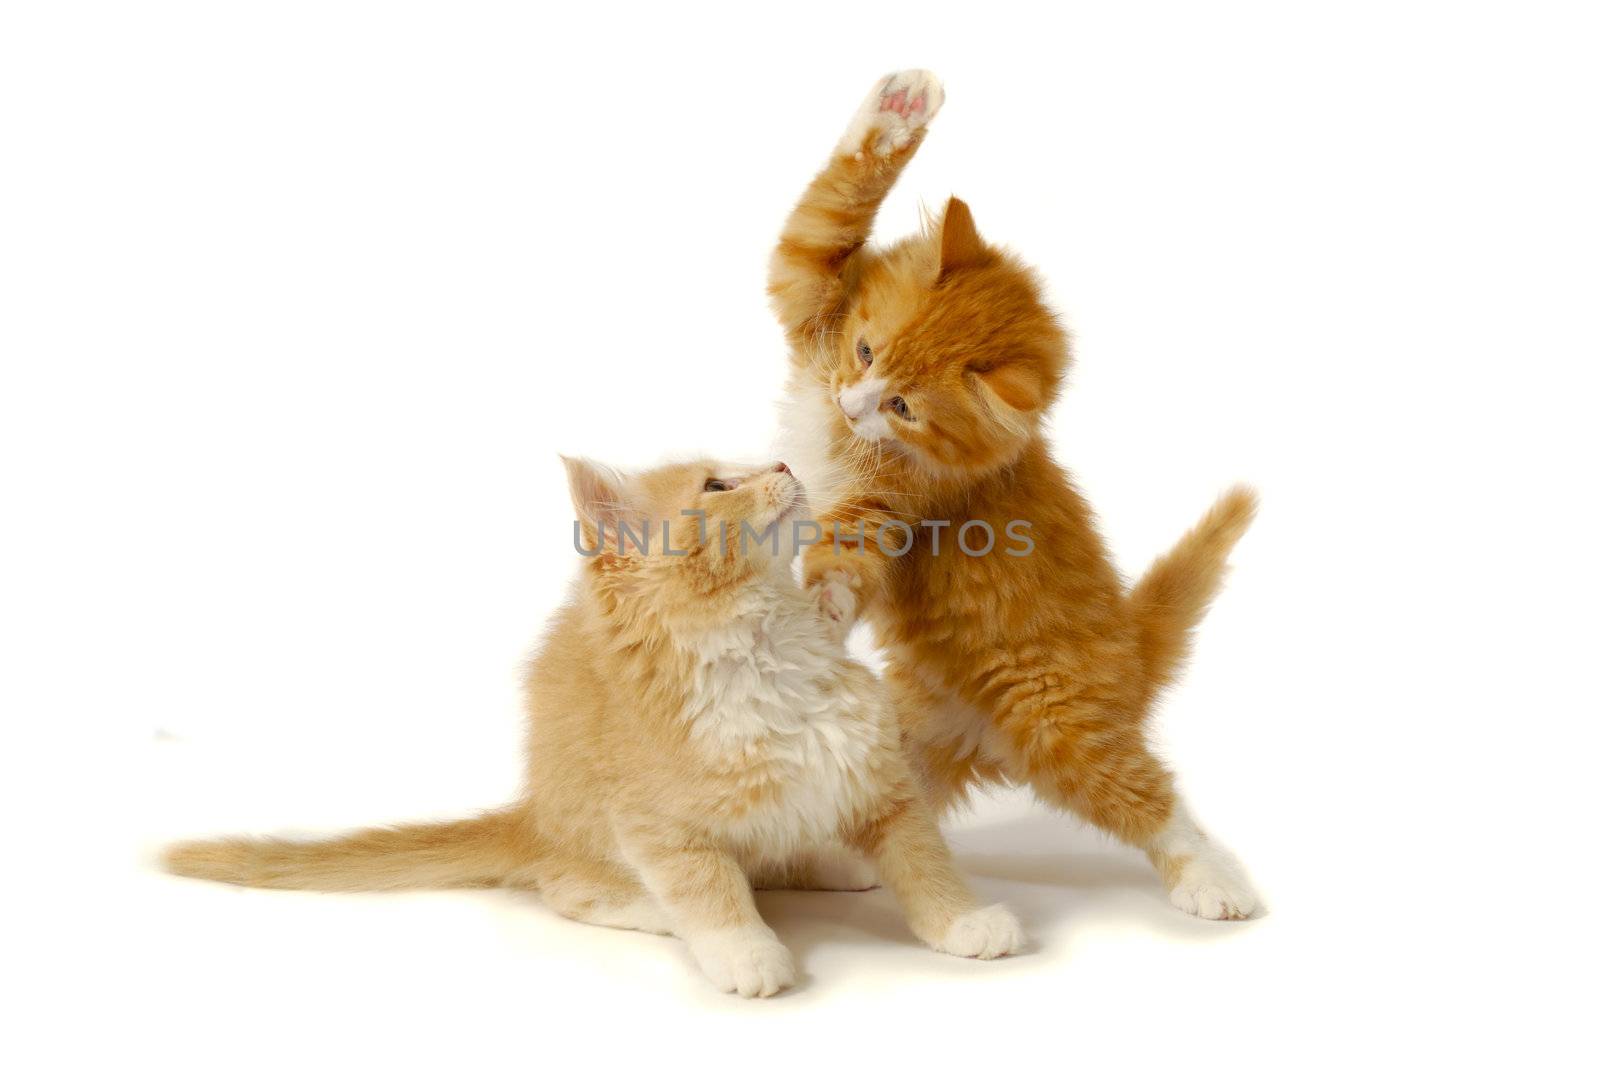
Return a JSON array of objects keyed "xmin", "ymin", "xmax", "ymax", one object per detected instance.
[{"xmin": 164, "ymin": 457, "xmax": 1022, "ymax": 997}]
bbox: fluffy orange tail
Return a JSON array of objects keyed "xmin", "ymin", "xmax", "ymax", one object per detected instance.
[
  {"xmin": 1130, "ymin": 485, "xmax": 1258, "ymax": 697},
  {"xmin": 161, "ymin": 808, "xmax": 535, "ymax": 892}
]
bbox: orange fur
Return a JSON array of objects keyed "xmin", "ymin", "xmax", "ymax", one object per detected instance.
[{"xmin": 770, "ymin": 72, "xmax": 1260, "ymax": 918}]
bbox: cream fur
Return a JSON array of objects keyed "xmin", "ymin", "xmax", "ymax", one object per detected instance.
[{"xmin": 163, "ymin": 457, "xmax": 1022, "ymax": 997}]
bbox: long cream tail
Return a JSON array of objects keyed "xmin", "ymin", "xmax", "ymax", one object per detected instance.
[
  {"xmin": 161, "ymin": 808, "xmax": 535, "ymax": 892},
  {"xmin": 1130, "ymin": 485, "xmax": 1259, "ymax": 697}
]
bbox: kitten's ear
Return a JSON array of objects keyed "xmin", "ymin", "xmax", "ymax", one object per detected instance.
[
  {"xmin": 939, "ymin": 196, "xmax": 990, "ymax": 279},
  {"xmin": 973, "ymin": 359, "xmax": 1048, "ymax": 414},
  {"xmin": 561, "ymin": 455, "xmax": 632, "ymax": 554}
]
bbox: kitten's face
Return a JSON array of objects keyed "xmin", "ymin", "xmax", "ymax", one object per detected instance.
[
  {"xmin": 565, "ymin": 457, "xmax": 807, "ymax": 579},
  {"xmin": 829, "ymin": 199, "xmax": 1067, "ymax": 479},
  {"xmin": 632, "ymin": 460, "xmax": 808, "ymax": 567}
]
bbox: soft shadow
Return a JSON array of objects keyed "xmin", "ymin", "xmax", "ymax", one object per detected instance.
[
  {"xmin": 488, "ymin": 805, "xmax": 1260, "ymax": 983},
  {"xmin": 946, "ymin": 809, "xmax": 1267, "ymax": 942},
  {"xmin": 945, "ymin": 810, "xmax": 1154, "ymax": 886},
  {"xmin": 757, "ymin": 885, "xmax": 922, "ymax": 953},
  {"xmin": 756, "ymin": 886, "xmax": 1043, "ymax": 982}
]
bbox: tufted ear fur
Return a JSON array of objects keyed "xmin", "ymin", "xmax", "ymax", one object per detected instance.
[
  {"xmin": 939, "ymin": 196, "xmax": 990, "ymax": 279},
  {"xmin": 562, "ymin": 455, "xmax": 636, "ymax": 554}
]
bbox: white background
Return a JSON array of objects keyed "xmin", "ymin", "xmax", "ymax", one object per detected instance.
[{"xmin": 4, "ymin": 1, "xmax": 1597, "ymax": 1063}]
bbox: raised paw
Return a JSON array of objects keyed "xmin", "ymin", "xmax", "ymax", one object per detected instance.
[
  {"xmin": 688, "ymin": 929, "xmax": 797, "ymax": 998},
  {"xmin": 932, "ymin": 904, "xmax": 1024, "ymax": 960},
  {"xmin": 1169, "ymin": 859, "xmax": 1259, "ymax": 920},
  {"xmin": 837, "ymin": 69, "xmax": 945, "ymax": 158}
]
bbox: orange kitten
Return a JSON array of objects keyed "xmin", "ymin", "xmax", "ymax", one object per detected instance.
[
  {"xmin": 164, "ymin": 457, "xmax": 1021, "ymax": 996},
  {"xmin": 770, "ymin": 71, "xmax": 1260, "ymax": 919}
]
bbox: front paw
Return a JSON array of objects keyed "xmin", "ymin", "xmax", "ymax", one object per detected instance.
[
  {"xmin": 688, "ymin": 929, "xmax": 797, "ymax": 998},
  {"xmin": 837, "ymin": 69, "xmax": 945, "ymax": 158},
  {"xmin": 812, "ymin": 572, "xmax": 858, "ymax": 636},
  {"xmin": 930, "ymin": 904, "xmax": 1024, "ymax": 960}
]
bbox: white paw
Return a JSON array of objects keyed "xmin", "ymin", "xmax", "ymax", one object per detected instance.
[
  {"xmin": 1170, "ymin": 859, "xmax": 1259, "ymax": 920},
  {"xmin": 932, "ymin": 904, "xmax": 1024, "ymax": 960},
  {"xmin": 689, "ymin": 929, "xmax": 796, "ymax": 998},
  {"xmin": 837, "ymin": 69, "xmax": 945, "ymax": 158},
  {"xmin": 813, "ymin": 572, "xmax": 858, "ymax": 636}
]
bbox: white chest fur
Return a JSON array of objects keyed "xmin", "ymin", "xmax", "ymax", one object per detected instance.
[{"xmin": 680, "ymin": 580, "xmax": 887, "ymax": 855}]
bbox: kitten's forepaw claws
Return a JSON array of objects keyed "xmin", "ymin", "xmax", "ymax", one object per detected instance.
[{"xmin": 932, "ymin": 904, "xmax": 1024, "ymax": 960}]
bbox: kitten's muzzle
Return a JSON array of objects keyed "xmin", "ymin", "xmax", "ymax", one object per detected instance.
[
  {"xmin": 837, "ymin": 379, "xmax": 884, "ymax": 421},
  {"xmin": 764, "ymin": 463, "xmax": 805, "ymax": 517}
]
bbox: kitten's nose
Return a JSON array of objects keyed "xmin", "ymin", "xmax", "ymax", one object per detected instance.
[
  {"xmin": 837, "ymin": 380, "xmax": 881, "ymax": 421},
  {"xmin": 772, "ymin": 462, "xmax": 791, "ymax": 475}
]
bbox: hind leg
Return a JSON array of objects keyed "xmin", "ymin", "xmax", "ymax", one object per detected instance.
[
  {"xmin": 537, "ymin": 856, "xmax": 673, "ymax": 935},
  {"xmin": 888, "ymin": 665, "xmax": 1009, "ymax": 814},
  {"xmin": 1003, "ymin": 700, "xmax": 1259, "ymax": 920},
  {"xmin": 1144, "ymin": 799, "xmax": 1258, "ymax": 920}
]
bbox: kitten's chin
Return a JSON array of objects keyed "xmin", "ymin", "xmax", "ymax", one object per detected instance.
[
  {"xmin": 776, "ymin": 495, "xmax": 808, "ymax": 523},
  {"xmin": 751, "ymin": 507, "xmax": 808, "ymax": 575}
]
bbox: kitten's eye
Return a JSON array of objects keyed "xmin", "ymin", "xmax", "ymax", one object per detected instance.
[
  {"xmin": 856, "ymin": 339, "xmax": 873, "ymax": 366},
  {"xmin": 704, "ymin": 479, "xmax": 730, "ymax": 492},
  {"xmin": 887, "ymin": 396, "xmax": 912, "ymax": 420}
]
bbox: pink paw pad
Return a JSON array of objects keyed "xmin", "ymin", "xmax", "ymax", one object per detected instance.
[{"xmin": 879, "ymin": 90, "xmax": 926, "ymax": 117}]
